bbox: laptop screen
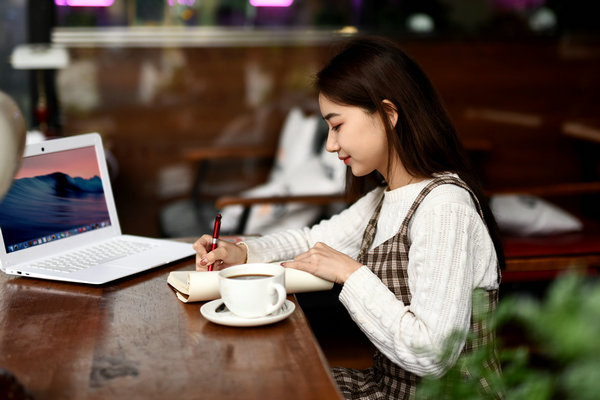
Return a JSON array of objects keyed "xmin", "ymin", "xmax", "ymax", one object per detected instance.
[{"xmin": 0, "ymin": 146, "xmax": 111, "ymax": 254}]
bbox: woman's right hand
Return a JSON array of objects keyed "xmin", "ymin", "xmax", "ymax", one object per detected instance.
[{"xmin": 193, "ymin": 234, "xmax": 248, "ymax": 271}]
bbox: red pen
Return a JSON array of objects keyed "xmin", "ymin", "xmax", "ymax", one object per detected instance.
[{"xmin": 208, "ymin": 214, "xmax": 222, "ymax": 271}]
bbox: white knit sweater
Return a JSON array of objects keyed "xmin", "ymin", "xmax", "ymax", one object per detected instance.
[{"xmin": 244, "ymin": 176, "xmax": 499, "ymax": 377}]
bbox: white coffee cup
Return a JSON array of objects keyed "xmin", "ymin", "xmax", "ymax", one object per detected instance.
[{"xmin": 218, "ymin": 263, "xmax": 287, "ymax": 319}]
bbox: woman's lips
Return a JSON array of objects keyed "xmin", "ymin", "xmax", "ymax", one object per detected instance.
[{"xmin": 339, "ymin": 156, "xmax": 351, "ymax": 165}]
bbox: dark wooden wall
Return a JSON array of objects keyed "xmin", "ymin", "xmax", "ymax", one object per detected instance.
[
  {"xmin": 403, "ymin": 39, "xmax": 599, "ymax": 190},
  {"xmin": 57, "ymin": 37, "xmax": 600, "ymax": 237}
]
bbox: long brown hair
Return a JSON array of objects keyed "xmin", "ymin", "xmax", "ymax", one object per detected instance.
[{"xmin": 316, "ymin": 36, "xmax": 505, "ymax": 270}]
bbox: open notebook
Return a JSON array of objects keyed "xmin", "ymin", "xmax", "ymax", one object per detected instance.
[
  {"xmin": 0, "ymin": 133, "xmax": 195, "ymax": 284},
  {"xmin": 168, "ymin": 264, "xmax": 334, "ymax": 303}
]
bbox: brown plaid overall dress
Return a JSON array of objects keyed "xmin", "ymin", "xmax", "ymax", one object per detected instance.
[{"xmin": 332, "ymin": 176, "xmax": 503, "ymax": 399}]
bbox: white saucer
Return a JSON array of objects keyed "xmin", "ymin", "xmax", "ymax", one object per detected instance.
[{"xmin": 200, "ymin": 299, "xmax": 295, "ymax": 327}]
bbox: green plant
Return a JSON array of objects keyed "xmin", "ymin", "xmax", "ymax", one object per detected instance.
[{"xmin": 417, "ymin": 273, "xmax": 600, "ymax": 399}]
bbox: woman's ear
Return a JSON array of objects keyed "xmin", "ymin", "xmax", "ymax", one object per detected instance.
[{"xmin": 382, "ymin": 99, "xmax": 398, "ymax": 128}]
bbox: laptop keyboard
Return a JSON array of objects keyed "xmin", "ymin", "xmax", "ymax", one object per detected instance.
[{"xmin": 29, "ymin": 239, "xmax": 158, "ymax": 273}]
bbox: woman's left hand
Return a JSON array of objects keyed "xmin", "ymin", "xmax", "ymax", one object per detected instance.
[{"xmin": 282, "ymin": 242, "xmax": 362, "ymax": 284}]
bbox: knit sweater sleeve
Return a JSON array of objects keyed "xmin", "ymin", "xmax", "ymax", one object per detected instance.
[
  {"xmin": 339, "ymin": 200, "xmax": 497, "ymax": 377},
  {"xmin": 243, "ymin": 187, "xmax": 384, "ymax": 263}
]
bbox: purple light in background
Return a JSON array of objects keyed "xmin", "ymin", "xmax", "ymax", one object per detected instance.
[
  {"xmin": 250, "ymin": 0, "xmax": 294, "ymax": 7},
  {"xmin": 351, "ymin": 0, "xmax": 363, "ymax": 25},
  {"xmin": 55, "ymin": 0, "xmax": 114, "ymax": 6},
  {"xmin": 167, "ymin": 0, "xmax": 196, "ymax": 5}
]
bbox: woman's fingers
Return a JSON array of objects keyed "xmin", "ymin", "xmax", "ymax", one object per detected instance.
[
  {"xmin": 194, "ymin": 237, "xmax": 247, "ymax": 271},
  {"xmin": 193, "ymin": 234, "xmax": 213, "ymax": 254},
  {"xmin": 194, "ymin": 235, "xmax": 214, "ymax": 271},
  {"xmin": 283, "ymin": 242, "xmax": 361, "ymax": 284},
  {"xmin": 195, "ymin": 242, "xmax": 225, "ymax": 270}
]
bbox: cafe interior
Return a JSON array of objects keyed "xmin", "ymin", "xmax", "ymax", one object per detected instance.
[{"xmin": 1, "ymin": 0, "xmax": 600, "ymax": 398}]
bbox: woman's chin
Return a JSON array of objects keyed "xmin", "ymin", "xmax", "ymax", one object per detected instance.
[{"xmin": 349, "ymin": 167, "xmax": 373, "ymax": 178}]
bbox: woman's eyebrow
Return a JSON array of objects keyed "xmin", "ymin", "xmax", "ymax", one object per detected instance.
[{"xmin": 323, "ymin": 112, "xmax": 340, "ymax": 121}]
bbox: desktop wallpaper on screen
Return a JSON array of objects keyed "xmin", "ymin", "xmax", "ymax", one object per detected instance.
[{"xmin": 0, "ymin": 146, "xmax": 111, "ymax": 253}]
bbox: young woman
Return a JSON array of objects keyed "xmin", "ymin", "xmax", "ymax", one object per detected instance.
[{"xmin": 194, "ymin": 36, "xmax": 504, "ymax": 399}]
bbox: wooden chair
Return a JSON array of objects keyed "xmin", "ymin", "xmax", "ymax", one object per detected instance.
[{"xmin": 498, "ymin": 122, "xmax": 600, "ymax": 282}]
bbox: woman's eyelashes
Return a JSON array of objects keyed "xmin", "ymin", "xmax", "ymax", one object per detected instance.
[{"xmin": 331, "ymin": 123, "xmax": 342, "ymax": 132}]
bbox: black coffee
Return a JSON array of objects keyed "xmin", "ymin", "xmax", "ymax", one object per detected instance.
[{"xmin": 228, "ymin": 274, "xmax": 273, "ymax": 280}]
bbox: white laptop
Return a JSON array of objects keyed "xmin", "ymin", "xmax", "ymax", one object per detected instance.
[{"xmin": 0, "ymin": 132, "xmax": 196, "ymax": 284}]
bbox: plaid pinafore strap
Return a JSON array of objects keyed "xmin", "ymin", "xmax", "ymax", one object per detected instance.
[{"xmin": 333, "ymin": 175, "xmax": 503, "ymax": 400}]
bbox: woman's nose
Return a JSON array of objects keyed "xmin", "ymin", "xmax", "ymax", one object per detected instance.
[{"xmin": 325, "ymin": 130, "xmax": 339, "ymax": 153}]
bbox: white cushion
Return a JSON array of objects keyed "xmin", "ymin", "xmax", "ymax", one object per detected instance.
[
  {"xmin": 490, "ymin": 194, "xmax": 583, "ymax": 236},
  {"xmin": 219, "ymin": 108, "xmax": 346, "ymax": 235},
  {"xmin": 269, "ymin": 107, "xmax": 320, "ymax": 182}
]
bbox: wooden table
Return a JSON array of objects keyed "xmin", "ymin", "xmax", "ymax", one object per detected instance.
[{"xmin": 0, "ymin": 256, "xmax": 342, "ymax": 399}]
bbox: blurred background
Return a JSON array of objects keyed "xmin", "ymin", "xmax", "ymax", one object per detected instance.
[{"xmin": 1, "ymin": 0, "xmax": 599, "ymax": 239}]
